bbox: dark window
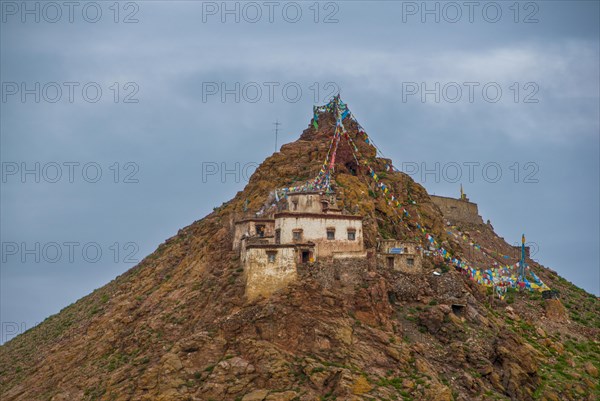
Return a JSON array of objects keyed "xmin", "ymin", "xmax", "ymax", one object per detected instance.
[
  {"xmin": 387, "ymin": 256, "xmax": 394, "ymax": 268},
  {"xmin": 407, "ymin": 258, "xmax": 415, "ymax": 266},
  {"xmin": 275, "ymin": 229, "xmax": 281, "ymax": 244},
  {"xmin": 347, "ymin": 230, "xmax": 356, "ymax": 240},
  {"xmin": 327, "ymin": 229, "xmax": 335, "ymax": 240},
  {"xmin": 293, "ymin": 229, "xmax": 303, "ymax": 242},
  {"xmin": 256, "ymin": 224, "xmax": 265, "ymax": 237},
  {"xmin": 301, "ymin": 250, "xmax": 310, "ymax": 263},
  {"xmin": 267, "ymin": 251, "xmax": 277, "ymax": 263}
]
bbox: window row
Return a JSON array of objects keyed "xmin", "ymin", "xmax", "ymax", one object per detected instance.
[
  {"xmin": 283, "ymin": 228, "xmax": 357, "ymax": 241},
  {"xmin": 265, "ymin": 249, "xmax": 314, "ymax": 264}
]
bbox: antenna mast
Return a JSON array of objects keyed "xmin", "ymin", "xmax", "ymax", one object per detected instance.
[{"xmin": 273, "ymin": 120, "xmax": 281, "ymax": 152}]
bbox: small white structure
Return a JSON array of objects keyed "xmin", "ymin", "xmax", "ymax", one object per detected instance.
[{"xmin": 377, "ymin": 239, "xmax": 423, "ymax": 273}]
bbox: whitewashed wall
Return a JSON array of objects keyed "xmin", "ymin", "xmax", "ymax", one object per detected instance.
[
  {"xmin": 244, "ymin": 246, "xmax": 297, "ymax": 300},
  {"xmin": 275, "ymin": 215, "xmax": 363, "ymax": 258}
]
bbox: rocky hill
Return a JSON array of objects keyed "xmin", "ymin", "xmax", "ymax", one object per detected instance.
[{"xmin": 1, "ymin": 103, "xmax": 598, "ymax": 401}]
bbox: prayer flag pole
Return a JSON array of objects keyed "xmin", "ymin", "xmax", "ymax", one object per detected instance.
[{"xmin": 519, "ymin": 234, "xmax": 527, "ymax": 282}]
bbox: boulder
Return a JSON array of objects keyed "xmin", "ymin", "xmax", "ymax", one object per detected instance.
[
  {"xmin": 584, "ymin": 362, "xmax": 598, "ymax": 378},
  {"xmin": 265, "ymin": 391, "xmax": 299, "ymax": 401},
  {"xmin": 352, "ymin": 375, "xmax": 372, "ymax": 395},
  {"xmin": 242, "ymin": 389, "xmax": 270, "ymax": 401}
]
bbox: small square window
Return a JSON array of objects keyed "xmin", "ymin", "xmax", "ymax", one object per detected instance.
[
  {"xmin": 407, "ymin": 258, "xmax": 415, "ymax": 266},
  {"xmin": 347, "ymin": 231, "xmax": 356, "ymax": 241},
  {"xmin": 327, "ymin": 230, "xmax": 335, "ymax": 240},
  {"xmin": 267, "ymin": 251, "xmax": 277, "ymax": 263},
  {"xmin": 293, "ymin": 229, "xmax": 303, "ymax": 242}
]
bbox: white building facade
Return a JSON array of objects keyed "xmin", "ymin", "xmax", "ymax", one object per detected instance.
[{"xmin": 234, "ymin": 191, "xmax": 366, "ymax": 299}]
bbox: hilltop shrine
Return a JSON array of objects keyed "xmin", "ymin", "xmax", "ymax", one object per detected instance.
[{"xmin": 232, "ymin": 96, "xmax": 548, "ymax": 300}]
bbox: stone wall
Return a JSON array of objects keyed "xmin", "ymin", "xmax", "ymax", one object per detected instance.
[
  {"xmin": 430, "ymin": 195, "xmax": 484, "ymax": 225},
  {"xmin": 244, "ymin": 245, "xmax": 298, "ymax": 300}
]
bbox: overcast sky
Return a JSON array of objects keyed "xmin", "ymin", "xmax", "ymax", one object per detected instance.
[{"xmin": 1, "ymin": 0, "xmax": 599, "ymax": 343}]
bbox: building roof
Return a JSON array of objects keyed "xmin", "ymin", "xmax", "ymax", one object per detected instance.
[
  {"xmin": 286, "ymin": 191, "xmax": 324, "ymax": 195},
  {"xmin": 430, "ymin": 194, "xmax": 478, "ymax": 206},
  {"xmin": 378, "ymin": 239, "xmax": 420, "ymax": 244},
  {"xmin": 234, "ymin": 217, "xmax": 275, "ymax": 225},
  {"xmin": 245, "ymin": 243, "xmax": 315, "ymax": 250},
  {"xmin": 274, "ymin": 212, "xmax": 363, "ymax": 220}
]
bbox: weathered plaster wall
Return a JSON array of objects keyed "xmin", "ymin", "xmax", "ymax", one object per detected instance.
[
  {"xmin": 275, "ymin": 214, "xmax": 364, "ymax": 258},
  {"xmin": 377, "ymin": 240, "xmax": 423, "ymax": 273},
  {"xmin": 332, "ymin": 250, "xmax": 368, "ymax": 259},
  {"xmin": 284, "ymin": 193, "xmax": 323, "ymax": 214},
  {"xmin": 378, "ymin": 240, "xmax": 420, "ymax": 255},
  {"xmin": 233, "ymin": 219, "xmax": 275, "ymax": 250},
  {"xmin": 244, "ymin": 246, "xmax": 297, "ymax": 300},
  {"xmin": 378, "ymin": 253, "xmax": 423, "ymax": 273}
]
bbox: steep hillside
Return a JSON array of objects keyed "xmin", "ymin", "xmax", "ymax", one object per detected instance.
[{"xmin": 1, "ymin": 104, "xmax": 598, "ymax": 401}]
